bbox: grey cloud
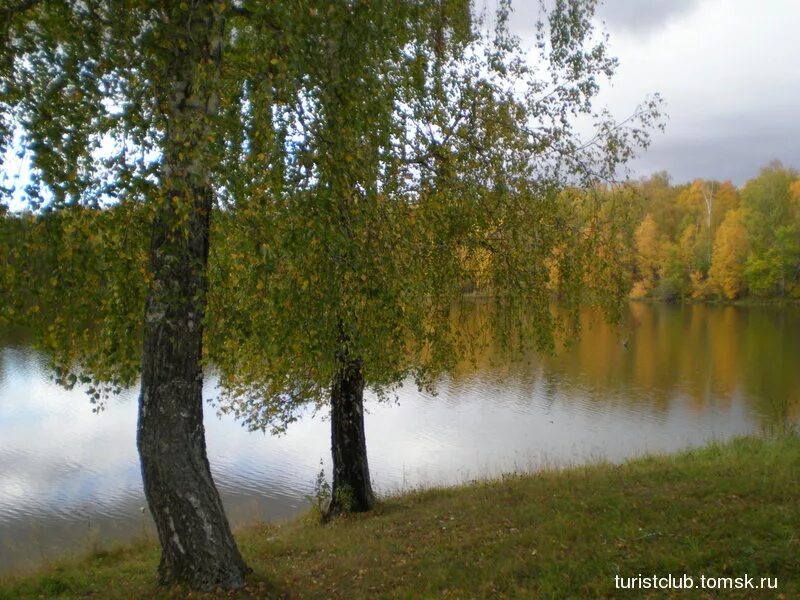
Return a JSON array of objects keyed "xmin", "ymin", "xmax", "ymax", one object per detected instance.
[
  {"xmin": 500, "ymin": 1, "xmax": 800, "ymax": 186},
  {"xmin": 504, "ymin": 0, "xmax": 704, "ymax": 37},
  {"xmin": 629, "ymin": 120, "xmax": 800, "ymax": 186},
  {"xmin": 595, "ymin": 0, "xmax": 704, "ymax": 36}
]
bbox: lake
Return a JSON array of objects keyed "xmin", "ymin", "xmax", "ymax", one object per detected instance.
[{"xmin": 0, "ymin": 302, "xmax": 798, "ymax": 573}]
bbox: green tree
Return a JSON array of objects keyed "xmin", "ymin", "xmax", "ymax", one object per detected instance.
[
  {"xmin": 0, "ymin": 0, "xmax": 271, "ymax": 589},
  {"xmin": 2, "ymin": 5, "xmax": 662, "ymax": 579},
  {"xmin": 208, "ymin": 0, "xmax": 662, "ymax": 515},
  {"xmin": 636, "ymin": 172, "xmax": 684, "ymax": 241},
  {"xmin": 738, "ymin": 164, "xmax": 799, "ymax": 296},
  {"xmin": 744, "ymin": 226, "xmax": 800, "ymax": 296},
  {"xmin": 741, "ymin": 163, "xmax": 795, "ymax": 251},
  {"xmin": 650, "ymin": 223, "xmax": 697, "ymax": 301}
]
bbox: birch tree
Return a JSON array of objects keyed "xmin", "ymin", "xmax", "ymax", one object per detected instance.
[{"xmin": 208, "ymin": 0, "xmax": 663, "ymax": 515}]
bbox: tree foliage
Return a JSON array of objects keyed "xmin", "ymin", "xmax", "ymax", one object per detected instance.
[
  {"xmin": 624, "ymin": 163, "xmax": 799, "ymax": 301},
  {"xmin": 201, "ymin": 0, "xmax": 663, "ymax": 436},
  {"xmin": 2, "ymin": 0, "xmax": 665, "ymax": 522},
  {"xmin": 2, "ymin": 0, "xmax": 664, "ymax": 527}
]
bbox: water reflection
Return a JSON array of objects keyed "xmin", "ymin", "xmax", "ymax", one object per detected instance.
[{"xmin": 0, "ymin": 303, "xmax": 797, "ymax": 573}]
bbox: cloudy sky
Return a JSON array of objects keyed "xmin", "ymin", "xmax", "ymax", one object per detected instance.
[
  {"xmin": 506, "ymin": 0, "xmax": 800, "ymax": 185},
  {"xmin": 2, "ymin": 1, "xmax": 796, "ymax": 198}
]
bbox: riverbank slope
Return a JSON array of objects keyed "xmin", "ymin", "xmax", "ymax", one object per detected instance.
[{"xmin": 1, "ymin": 435, "xmax": 798, "ymax": 599}]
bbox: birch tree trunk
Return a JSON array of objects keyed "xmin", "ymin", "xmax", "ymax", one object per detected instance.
[
  {"xmin": 329, "ymin": 355, "xmax": 375, "ymax": 515},
  {"xmin": 137, "ymin": 1, "xmax": 249, "ymax": 590}
]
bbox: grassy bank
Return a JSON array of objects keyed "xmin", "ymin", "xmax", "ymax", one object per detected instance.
[{"xmin": 1, "ymin": 436, "xmax": 798, "ymax": 599}]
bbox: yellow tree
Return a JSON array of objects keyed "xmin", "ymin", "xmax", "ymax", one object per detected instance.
[
  {"xmin": 709, "ymin": 209, "xmax": 749, "ymax": 299},
  {"xmin": 685, "ymin": 180, "xmax": 738, "ymax": 296},
  {"xmin": 632, "ymin": 214, "xmax": 661, "ymax": 297},
  {"xmin": 676, "ymin": 180, "xmax": 707, "ymax": 225},
  {"xmin": 712, "ymin": 181, "xmax": 739, "ymax": 230}
]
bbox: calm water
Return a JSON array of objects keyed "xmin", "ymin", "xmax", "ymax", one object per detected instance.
[{"xmin": 0, "ymin": 303, "xmax": 798, "ymax": 573}]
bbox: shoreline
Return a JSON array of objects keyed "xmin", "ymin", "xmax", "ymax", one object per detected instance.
[{"xmin": 1, "ymin": 434, "xmax": 797, "ymax": 598}]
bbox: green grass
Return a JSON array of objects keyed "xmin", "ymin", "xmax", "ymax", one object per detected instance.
[{"xmin": 1, "ymin": 435, "xmax": 798, "ymax": 599}]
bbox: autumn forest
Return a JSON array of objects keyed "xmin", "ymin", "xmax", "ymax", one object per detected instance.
[{"xmin": 621, "ymin": 161, "xmax": 799, "ymax": 301}]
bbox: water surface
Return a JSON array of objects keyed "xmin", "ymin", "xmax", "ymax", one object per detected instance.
[{"xmin": 0, "ymin": 303, "xmax": 797, "ymax": 573}]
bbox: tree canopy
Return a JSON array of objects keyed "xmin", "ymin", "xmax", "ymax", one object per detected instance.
[
  {"xmin": 204, "ymin": 0, "xmax": 663, "ymax": 436},
  {"xmin": 1, "ymin": 0, "xmax": 665, "ymax": 583},
  {"xmin": 2, "ymin": 0, "xmax": 664, "ymax": 416}
]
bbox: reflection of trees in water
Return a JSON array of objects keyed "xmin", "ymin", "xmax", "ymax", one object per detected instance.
[
  {"xmin": 741, "ymin": 307, "xmax": 800, "ymax": 433},
  {"xmin": 3, "ymin": 303, "xmax": 798, "ymax": 431},
  {"xmin": 0, "ymin": 328, "xmax": 48, "ymax": 388},
  {"xmin": 437, "ymin": 302, "xmax": 800, "ymax": 430}
]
